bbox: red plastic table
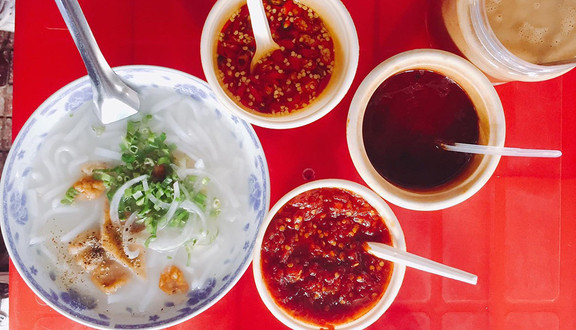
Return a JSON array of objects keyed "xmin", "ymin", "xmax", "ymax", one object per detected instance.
[{"xmin": 10, "ymin": 0, "xmax": 576, "ymax": 329}]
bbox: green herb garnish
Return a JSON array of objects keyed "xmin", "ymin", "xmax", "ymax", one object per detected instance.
[
  {"xmin": 64, "ymin": 115, "xmax": 221, "ymax": 248},
  {"xmin": 61, "ymin": 187, "xmax": 80, "ymax": 205}
]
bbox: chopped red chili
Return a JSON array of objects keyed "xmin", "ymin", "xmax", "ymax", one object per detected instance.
[
  {"xmin": 260, "ymin": 187, "xmax": 394, "ymax": 327},
  {"xmin": 216, "ymin": 0, "xmax": 335, "ymax": 115}
]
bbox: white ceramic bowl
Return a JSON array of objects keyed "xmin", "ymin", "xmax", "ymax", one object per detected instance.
[
  {"xmin": 252, "ymin": 179, "xmax": 406, "ymax": 329},
  {"xmin": 347, "ymin": 49, "xmax": 505, "ymax": 211},
  {"xmin": 200, "ymin": 0, "xmax": 359, "ymax": 129},
  {"xmin": 0, "ymin": 65, "xmax": 270, "ymax": 329}
]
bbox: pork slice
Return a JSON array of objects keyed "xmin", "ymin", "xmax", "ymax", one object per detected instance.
[
  {"xmin": 68, "ymin": 229, "xmax": 132, "ymax": 294},
  {"xmin": 101, "ymin": 207, "xmax": 146, "ymax": 279}
]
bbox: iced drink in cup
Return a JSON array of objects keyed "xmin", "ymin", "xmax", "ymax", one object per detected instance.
[{"xmin": 432, "ymin": 0, "xmax": 576, "ymax": 82}]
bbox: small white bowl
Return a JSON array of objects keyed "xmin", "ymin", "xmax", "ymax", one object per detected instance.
[
  {"xmin": 0, "ymin": 65, "xmax": 270, "ymax": 329},
  {"xmin": 200, "ymin": 0, "xmax": 359, "ymax": 129},
  {"xmin": 252, "ymin": 179, "xmax": 406, "ymax": 329},
  {"xmin": 347, "ymin": 49, "xmax": 505, "ymax": 211}
]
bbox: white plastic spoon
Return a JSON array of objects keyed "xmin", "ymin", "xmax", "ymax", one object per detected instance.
[
  {"xmin": 441, "ymin": 142, "xmax": 562, "ymax": 158},
  {"xmin": 55, "ymin": 0, "xmax": 139, "ymax": 124},
  {"xmin": 366, "ymin": 242, "xmax": 478, "ymax": 285},
  {"xmin": 247, "ymin": 0, "xmax": 281, "ymax": 72}
]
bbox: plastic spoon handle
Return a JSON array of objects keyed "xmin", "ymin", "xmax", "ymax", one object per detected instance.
[
  {"xmin": 441, "ymin": 142, "xmax": 562, "ymax": 158},
  {"xmin": 366, "ymin": 242, "xmax": 478, "ymax": 285},
  {"xmin": 55, "ymin": 0, "xmax": 139, "ymax": 124},
  {"xmin": 247, "ymin": 0, "xmax": 280, "ymax": 71}
]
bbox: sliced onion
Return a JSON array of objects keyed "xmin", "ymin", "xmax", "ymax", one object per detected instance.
[
  {"xmin": 148, "ymin": 217, "xmax": 196, "ymax": 252},
  {"xmin": 180, "ymin": 200, "xmax": 210, "ymax": 245},
  {"xmin": 122, "ymin": 213, "xmax": 140, "ymax": 259},
  {"xmin": 148, "ymin": 194, "xmax": 170, "ymax": 209},
  {"xmin": 180, "ymin": 200, "xmax": 207, "ymax": 228},
  {"xmin": 170, "ymin": 165, "xmax": 212, "ymax": 182},
  {"xmin": 148, "ymin": 199, "xmax": 214, "ymax": 252},
  {"xmin": 157, "ymin": 182, "xmax": 181, "ymax": 231},
  {"xmin": 110, "ymin": 175, "xmax": 148, "ymax": 226}
]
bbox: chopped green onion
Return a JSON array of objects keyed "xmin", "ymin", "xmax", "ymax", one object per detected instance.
[
  {"xmin": 61, "ymin": 187, "xmax": 80, "ymax": 205},
  {"xmin": 62, "ymin": 116, "xmax": 222, "ymax": 253}
]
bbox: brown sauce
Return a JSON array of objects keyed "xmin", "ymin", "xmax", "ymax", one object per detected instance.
[{"xmin": 362, "ymin": 70, "xmax": 479, "ymax": 189}]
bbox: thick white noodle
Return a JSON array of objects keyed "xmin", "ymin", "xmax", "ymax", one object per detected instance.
[
  {"xmin": 148, "ymin": 94, "xmax": 182, "ymax": 114},
  {"xmin": 164, "ymin": 110, "xmax": 208, "ymax": 159},
  {"xmin": 60, "ymin": 203, "xmax": 102, "ymax": 243},
  {"xmin": 67, "ymin": 155, "xmax": 90, "ymax": 177},
  {"xmin": 94, "ymin": 147, "xmax": 122, "ymax": 160},
  {"xmin": 137, "ymin": 254, "xmax": 161, "ymax": 312},
  {"xmin": 63, "ymin": 116, "xmax": 88, "ymax": 142},
  {"xmin": 54, "ymin": 146, "xmax": 76, "ymax": 168}
]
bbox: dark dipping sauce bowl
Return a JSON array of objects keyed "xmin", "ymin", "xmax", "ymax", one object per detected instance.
[
  {"xmin": 252, "ymin": 179, "xmax": 406, "ymax": 329},
  {"xmin": 347, "ymin": 49, "xmax": 505, "ymax": 211}
]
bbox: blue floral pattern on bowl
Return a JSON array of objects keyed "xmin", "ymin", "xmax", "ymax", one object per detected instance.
[{"xmin": 0, "ymin": 65, "xmax": 270, "ymax": 329}]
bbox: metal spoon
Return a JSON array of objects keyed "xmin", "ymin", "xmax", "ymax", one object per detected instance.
[
  {"xmin": 55, "ymin": 0, "xmax": 139, "ymax": 124},
  {"xmin": 247, "ymin": 0, "xmax": 281, "ymax": 72}
]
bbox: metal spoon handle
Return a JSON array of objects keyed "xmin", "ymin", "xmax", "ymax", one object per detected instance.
[
  {"xmin": 55, "ymin": 0, "xmax": 138, "ymax": 124},
  {"xmin": 55, "ymin": 0, "xmax": 117, "ymax": 94}
]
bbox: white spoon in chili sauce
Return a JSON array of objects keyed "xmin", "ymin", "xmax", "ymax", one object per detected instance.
[
  {"xmin": 365, "ymin": 242, "xmax": 478, "ymax": 285},
  {"xmin": 247, "ymin": 0, "xmax": 281, "ymax": 72}
]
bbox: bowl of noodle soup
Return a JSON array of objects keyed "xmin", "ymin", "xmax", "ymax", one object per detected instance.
[{"xmin": 0, "ymin": 65, "xmax": 270, "ymax": 328}]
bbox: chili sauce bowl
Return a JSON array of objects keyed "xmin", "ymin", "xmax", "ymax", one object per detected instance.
[
  {"xmin": 252, "ymin": 179, "xmax": 406, "ymax": 329},
  {"xmin": 0, "ymin": 66, "xmax": 271, "ymax": 329},
  {"xmin": 347, "ymin": 49, "xmax": 506, "ymax": 211},
  {"xmin": 200, "ymin": 0, "xmax": 359, "ymax": 129}
]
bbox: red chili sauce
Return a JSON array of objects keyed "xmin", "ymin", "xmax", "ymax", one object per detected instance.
[
  {"xmin": 362, "ymin": 70, "xmax": 479, "ymax": 189},
  {"xmin": 216, "ymin": 0, "xmax": 335, "ymax": 115},
  {"xmin": 260, "ymin": 188, "xmax": 394, "ymax": 327}
]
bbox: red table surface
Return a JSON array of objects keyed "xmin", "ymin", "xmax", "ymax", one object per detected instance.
[{"xmin": 9, "ymin": 0, "xmax": 576, "ymax": 329}]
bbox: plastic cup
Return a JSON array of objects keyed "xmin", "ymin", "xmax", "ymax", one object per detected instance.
[{"xmin": 436, "ymin": 0, "xmax": 576, "ymax": 82}]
